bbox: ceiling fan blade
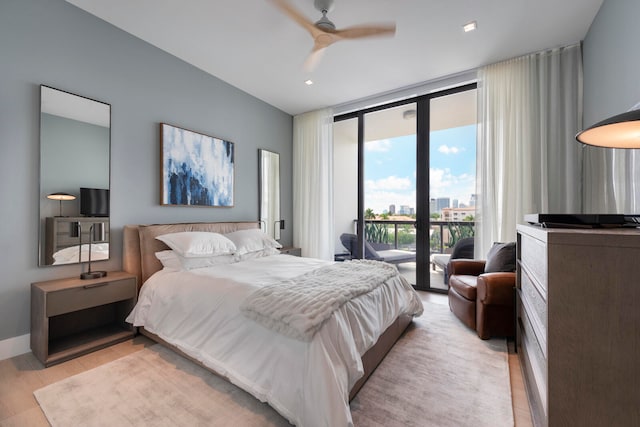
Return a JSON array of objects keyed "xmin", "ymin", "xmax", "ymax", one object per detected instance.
[
  {"xmin": 333, "ymin": 23, "xmax": 396, "ymax": 41},
  {"xmin": 303, "ymin": 44, "xmax": 328, "ymax": 72},
  {"xmin": 269, "ymin": 0, "xmax": 323, "ymax": 39}
]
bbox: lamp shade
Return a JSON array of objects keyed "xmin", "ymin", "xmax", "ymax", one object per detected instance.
[
  {"xmin": 576, "ymin": 109, "xmax": 640, "ymax": 148},
  {"xmin": 46, "ymin": 192, "xmax": 76, "ymax": 201}
]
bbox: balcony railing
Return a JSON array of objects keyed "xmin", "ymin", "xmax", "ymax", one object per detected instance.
[{"xmin": 361, "ymin": 219, "xmax": 475, "ymax": 255}]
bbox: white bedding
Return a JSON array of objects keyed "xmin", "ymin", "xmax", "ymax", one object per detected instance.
[
  {"xmin": 126, "ymin": 254, "xmax": 423, "ymax": 427},
  {"xmin": 52, "ymin": 243, "xmax": 109, "ymax": 264}
]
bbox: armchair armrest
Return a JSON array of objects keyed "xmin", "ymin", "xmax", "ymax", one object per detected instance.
[
  {"xmin": 477, "ymin": 272, "xmax": 516, "ymax": 305},
  {"xmin": 448, "ymin": 259, "xmax": 486, "ymax": 276}
]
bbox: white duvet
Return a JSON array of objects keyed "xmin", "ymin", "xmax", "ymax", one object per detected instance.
[{"xmin": 126, "ymin": 254, "xmax": 423, "ymax": 427}]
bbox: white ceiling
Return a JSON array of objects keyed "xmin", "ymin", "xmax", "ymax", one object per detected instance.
[{"xmin": 66, "ymin": 0, "xmax": 603, "ymax": 116}]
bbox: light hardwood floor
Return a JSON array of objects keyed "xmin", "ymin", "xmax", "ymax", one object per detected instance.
[{"xmin": 0, "ymin": 291, "xmax": 532, "ymax": 427}]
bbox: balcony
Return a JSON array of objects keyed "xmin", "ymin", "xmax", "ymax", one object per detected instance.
[{"xmin": 355, "ymin": 219, "xmax": 475, "ymax": 290}]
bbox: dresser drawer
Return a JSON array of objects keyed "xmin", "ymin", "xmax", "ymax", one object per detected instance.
[
  {"xmin": 46, "ymin": 278, "xmax": 136, "ymax": 317},
  {"xmin": 519, "ymin": 296, "xmax": 548, "ymax": 359},
  {"xmin": 520, "ymin": 234, "xmax": 547, "ymax": 292},
  {"xmin": 518, "ymin": 306, "xmax": 548, "ymax": 417},
  {"xmin": 520, "ymin": 267, "xmax": 547, "ymax": 336}
]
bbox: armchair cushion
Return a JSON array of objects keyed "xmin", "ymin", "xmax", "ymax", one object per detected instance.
[
  {"xmin": 449, "ymin": 274, "xmax": 479, "ymax": 300},
  {"xmin": 484, "ymin": 242, "xmax": 516, "ymax": 273}
]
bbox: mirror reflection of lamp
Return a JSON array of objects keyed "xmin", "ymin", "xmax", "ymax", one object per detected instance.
[
  {"xmin": 47, "ymin": 192, "xmax": 76, "ymax": 217},
  {"xmin": 75, "ymin": 221, "xmax": 107, "ymax": 280}
]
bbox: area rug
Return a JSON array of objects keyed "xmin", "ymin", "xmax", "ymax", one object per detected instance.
[{"xmin": 34, "ymin": 301, "xmax": 513, "ymax": 427}]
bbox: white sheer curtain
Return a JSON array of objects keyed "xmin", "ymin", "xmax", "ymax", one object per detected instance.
[
  {"xmin": 583, "ymin": 140, "xmax": 640, "ymax": 213},
  {"xmin": 292, "ymin": 108, "xmax": 335, "ymax": 260},
  {"xmin": 476, "ymin": 44, "xmax": 583, "ymax": 256}
]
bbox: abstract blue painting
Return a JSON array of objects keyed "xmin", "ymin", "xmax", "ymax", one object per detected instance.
[{"xmin": 161, "ymin": 123, "xmax": 234, "ymax": 207}]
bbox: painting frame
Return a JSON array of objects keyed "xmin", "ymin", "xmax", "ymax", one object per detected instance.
[{"xmin": 160, "ymin": 123, "xmax": 235, "ymax": 207}]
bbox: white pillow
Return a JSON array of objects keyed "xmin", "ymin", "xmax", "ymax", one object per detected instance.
[
  {"xmin": 155, "ymin": 250, "xmax": 182, "ymax": 269},
  {"xmin": 156, "ymin": 232, "xmax": 236, "ymax": 258},
  {"xmin": 155, "ymin": 250, "xmax": 237, "ymax": 270},
  {"xmin": 235, "ymin": 247, "xmax": 281, "ymax": 262},
  {"xmin": 180, "ymin": 254, "xmax": 236, "ymax": 270},
  {"xmin": 225, "ymin": 229, "xmax": 282, "ymax": 256}
]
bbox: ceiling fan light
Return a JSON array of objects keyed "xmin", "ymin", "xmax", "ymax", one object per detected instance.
[{"xmin": 305, "ymin": 79, "xmax": 314, "ymax": 86}]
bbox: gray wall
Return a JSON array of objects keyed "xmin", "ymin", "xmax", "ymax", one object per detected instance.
[
  {"xmin": 583, "ymin": 0, "xmax": 640, "ymax": 126},
  {"xmin": 0, "ymin": 0, "xmax": 292, "ymax": 342}
]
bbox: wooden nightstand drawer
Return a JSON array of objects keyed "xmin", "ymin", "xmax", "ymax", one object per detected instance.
[{"xmin": 46, "ymin": 277, "xmax": 136, "ymax": 317}]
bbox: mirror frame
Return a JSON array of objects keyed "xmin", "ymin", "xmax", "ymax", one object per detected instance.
[
  {"xmin": 258, "ymin": 149, "xmax": 281, "ymax": 240},
  {"xmin": 38, "ymin": 85, "xmax": 111, "ymax": 266}
]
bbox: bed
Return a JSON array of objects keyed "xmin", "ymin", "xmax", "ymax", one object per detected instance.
[{"xmin": 122, "ymin": 221, "xmax": 423, "ymax": 427}]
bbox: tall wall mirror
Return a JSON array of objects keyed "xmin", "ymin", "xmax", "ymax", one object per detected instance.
[
  {"xmin": 39, "ymin": 85, "xmax": 111, "ymax": 266},
  {"xmin": 259, "ymin": 149, "xmax": 281, "ymax": 240}
]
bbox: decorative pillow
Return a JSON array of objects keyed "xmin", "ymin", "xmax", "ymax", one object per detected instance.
[
  {"xmin": 225, "ymin": 229, "xmax": 282, "ymax": 256},
  {"xmin": 235, "ymin": 247, "xmax": 281, "ymax": 262},
  {"xmin": 484, "ymin": 242, "xmax": 517, "ymax": 273},
  {"xmin": 155, "ymin": 250, "xmax": 182, "ymax": 270},
  {"xmin": 156, "ymin": 232, "xmax": 236, "ymax": 258}
]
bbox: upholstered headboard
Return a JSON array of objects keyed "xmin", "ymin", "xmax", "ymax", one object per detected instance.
[{"xmin": 123, "ymin": 221, "xmax": 259, "ymax": 287}]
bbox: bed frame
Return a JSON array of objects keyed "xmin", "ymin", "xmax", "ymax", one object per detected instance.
[{"xmin": 122, "ymin": 221, "xmax": 412, "ymax": 400}]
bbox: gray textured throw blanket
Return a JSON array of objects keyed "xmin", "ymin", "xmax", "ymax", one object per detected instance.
[{"xmin": 240, "ymin": 260, "xmax": 399, "ymax": 341}]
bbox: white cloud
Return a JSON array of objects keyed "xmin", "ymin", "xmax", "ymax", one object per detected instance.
[
  {"xmin": 365, "ymin": 176, "xmax": 412, "ymax": 191},
  {"xmin": 365, "ymin": 190, "xmax": 416, "ymax": 215},
  {"xmin": 438, "ymin": 144, "xmax": 462, "ymax": 154},
  {"xmin": 362, "ymin": 171, "xmax": 476, "ymax": 214},
  {"xmin": 365, "ymin": 139, "xmax": 392, "ymax": 152},
  {"xmin": 429, "ymin": 168, "xmax": 476, "ymax": 204}
]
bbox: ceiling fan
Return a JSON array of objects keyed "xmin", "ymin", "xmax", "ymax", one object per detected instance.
[{"xmin": 270, "ymin": 0, "xmax": 396, "ymax": 71}]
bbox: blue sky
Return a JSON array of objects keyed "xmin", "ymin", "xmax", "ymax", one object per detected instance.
[{"xmin": 364, "ymin": 124, "xmax": 476, "ymax": 214}]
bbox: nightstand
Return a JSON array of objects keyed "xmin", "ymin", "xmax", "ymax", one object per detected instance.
[
  {"xmin": 280, "ymin": 246, "xmax": 302, "ymax": 257},
  {"xmin": 31, "ymin": 271, "xmax": 137, "ymax": 367}
]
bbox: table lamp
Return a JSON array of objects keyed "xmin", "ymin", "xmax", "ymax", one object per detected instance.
[{"xmin": 79, "ymin": 222, "xmax": 107, "ymax": 280}]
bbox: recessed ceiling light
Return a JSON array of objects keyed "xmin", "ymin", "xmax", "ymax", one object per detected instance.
[
  {"xmin": 463, "ymin": 21, "xmax": 477, "ymax": 32},
  {"xmin": 304, "ymin": 79, "xmax": 314, "ymax": 86}
]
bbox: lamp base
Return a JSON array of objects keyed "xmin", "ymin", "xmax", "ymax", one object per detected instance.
[{"xmin": 80, "ymin": 271, "xmax": 108, "ymax": 280}]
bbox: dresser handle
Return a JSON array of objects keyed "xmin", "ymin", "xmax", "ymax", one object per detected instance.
[{"xmin": 83, "ymin": 282, "xmax": 109, "ymax": 289}]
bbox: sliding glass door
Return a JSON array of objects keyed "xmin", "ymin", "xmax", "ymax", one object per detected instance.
[
  {"xmin": 363, "ymin": 103, "xmax": 417, "ymax": 285},
  {"xmin": 334, "ymin": 84, "xmax": 477, "ymax": 292},
  {"xmin": 426, "ymin": 88, "xmax": 477, "ymax": 291}
]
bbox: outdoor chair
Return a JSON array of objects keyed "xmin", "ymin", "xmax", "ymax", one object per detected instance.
[
  {"xmin": 430, "ymin": 237, "xmax": 475, "ymax": 285},
  {"xmin": 339, "ymin": 233, "xmax": 416, "ymax": 265}
]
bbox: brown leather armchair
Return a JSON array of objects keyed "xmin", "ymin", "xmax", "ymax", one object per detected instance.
[{"xmin": 448, "ymin": 259, "xmax": 515, "ymax": 339}]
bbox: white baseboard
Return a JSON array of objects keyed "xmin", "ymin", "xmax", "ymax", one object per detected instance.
[{"xmin": 0, "ymin": 333, "xmax": 31, "ymax": 361}]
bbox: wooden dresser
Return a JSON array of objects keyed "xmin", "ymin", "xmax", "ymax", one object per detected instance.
[{"xmin": 516, "ymin": 224, "xmax": 640, "ymax": 427}]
